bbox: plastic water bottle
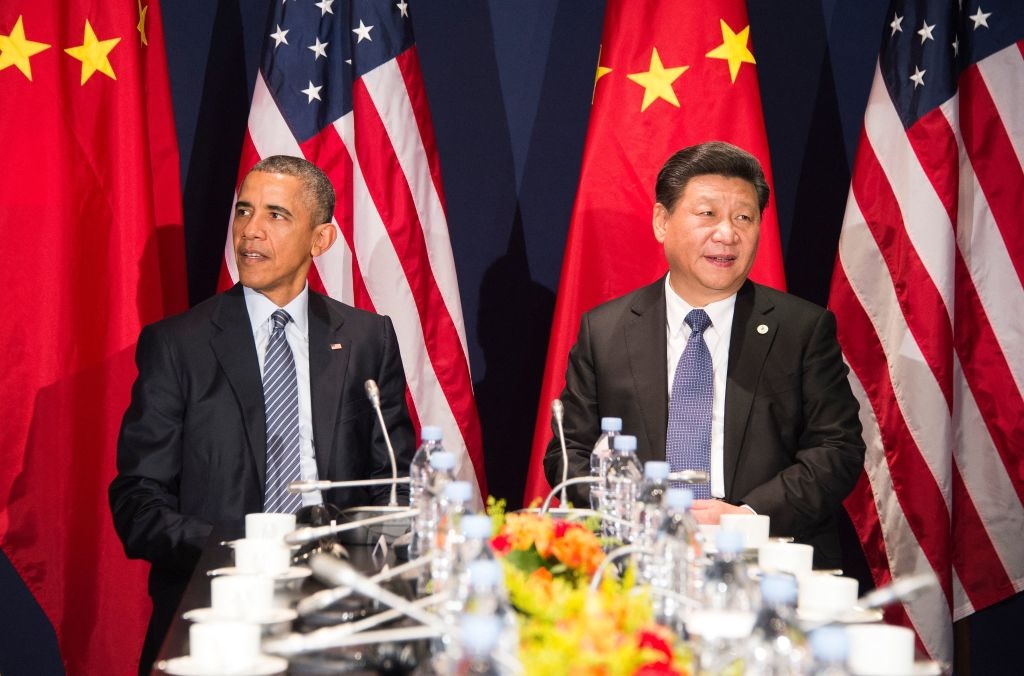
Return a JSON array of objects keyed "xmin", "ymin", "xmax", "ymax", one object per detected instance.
[
  {"xmin": 590, "ymin": 417, "xmax": 622, "ymax": 510},
  {"xmin": 602, "ymin": 434, "xmax": 643, "ymax": 542},
  {"xmin": 808, "ymin": 625, "xmax": 851, "ymax": 675},
  {"xmin": 453, "ymin": 613, "xmax": 518, "ymax": 675},
  {"xmin": 651, "ymin": 487, "xmax": 700, "ymax": 634},
  {"xmin": 415, "ymin": 450, "xmax": 456, "ymax": 591},
  {"xmin": 410, "ymin": 426, "xmax": 445, "ymax": 558},
  {"xmin": 462, "ymin": 560, "xmax": 518, "ymax": 660},
  {"xmin": 746, "ymin": 574, "xmax": 811, "ymax": 675},
  {"xmin": 431, "ymin": 480, "xmax": 474, "ymax": 591},
  {"xmin": 636, "ymin": 461, "xmax": 671, "ymax": 583},
  {"xmin": 689, "ymin": 529, "xmax": 759, "ymax": 674}
]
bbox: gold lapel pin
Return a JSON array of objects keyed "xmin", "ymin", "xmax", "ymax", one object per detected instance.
[
  {"xmin": 330, "ymin": 343, "xmax": 343, "ymax": 350},
  {"xmin": 756, "ymin": 324, "xmax": 769, "ymax": 335}
]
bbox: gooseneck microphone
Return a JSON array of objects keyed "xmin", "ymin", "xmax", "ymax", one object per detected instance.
[
  {"xmin": 365, "ymin": 379, "xmax": 399, "ymax": 507},
  {"xmin": 283, "ymin": 508, "xmax": 417, "ymax": 545},
  {"xmin": 552, "ymin": 399, "xmax": 569, "ymax": 506}
]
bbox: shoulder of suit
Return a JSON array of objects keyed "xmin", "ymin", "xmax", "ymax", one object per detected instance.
[
  {"xmin": 309, "ymin": 289, "xmax": 389, "ymax": 326},
  {"xmin": 583, "ymin": 277, "xmax": 664, "ymax": 321},
  {"xmin": 748, "ymin": 281, "xmax": 829, "ymax": 318},
  {"xmin": 140, "ymin": 290, "xmax": 224, "ymax": 337}
]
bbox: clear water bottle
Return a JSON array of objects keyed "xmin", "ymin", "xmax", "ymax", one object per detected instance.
[
  {"xmin": 416, "ymin": 450, "xmax": 456, "ymax": 592},
  {"xmin": 431, "ymin": 480, "xmax": 474, "ymax": 591},
  {"xmin": 651, "ymin": 487, "xmax": 700, "ymax": 635},
  {"xmin": 602, "ymin": 434, "xmax": 643, "ymax": 542},
  {"xmin": 808, "ymin": 626, "xmax": 851, "ymax": 675},
  {"xmin": 636, "ymin": 461, "xmax": 671, "ymax": 583},
  {"xmin": 462, "ymin": 560, "xmax": 518, "ymax": 660},
  {"xmin": 688, "ymin": 529, "xmax": 759, "ymax": 675},
  {"xmin": 589, "ymin": 416, "xmax": 622, "ymax": 510},
  {"xmin": 746, "ymin": 574, "xmax": 811, "ymax": 675},
  {"xmin": 410, "ymin": 425, "xmax": 445, "ymax": 558},
  {"xmin": 453, "ymin": 613, "xmax": 518, "ymax": 675}
]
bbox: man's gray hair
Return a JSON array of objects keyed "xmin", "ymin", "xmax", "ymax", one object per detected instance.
[{"xmin": 250, "ymin": 155, "xmax": 336, "ymax": 225}]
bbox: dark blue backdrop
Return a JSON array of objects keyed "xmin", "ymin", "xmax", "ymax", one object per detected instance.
[{"xmin": 1, "ymin": 1, "xmax": 1019, "ymax": 673}]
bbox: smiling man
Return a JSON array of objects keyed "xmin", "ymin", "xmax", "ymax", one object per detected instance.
[
  {"xmin": 109, "ymin": 156, "xmax": 414, "ymax": 674},
  {"xmin": 544, "ymin": 142, "xmax": 864, "ymax": 567}
]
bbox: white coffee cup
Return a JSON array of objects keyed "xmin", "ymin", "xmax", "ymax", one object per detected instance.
[
  {"xmin": 846, "ymin": 624, "xmax": 915, "ymax": 675},
  {"xmin": 245, "ymin": 512, "xmax": 297, "ymax": 542},
  {"xmin": 719, "ymin": 513, "xmax": 770, "ymax": 548},
  {"xmin": 232, "ymin": 538, "xmax": 292, "ymax": 576},
  {"xmin": 210, "ymin": 574, "xmax": 275, "ymax": 619},
  {"xmin": 797, "ymin": 573, "xmax": 859, "ymax": 619},
  {"xmin": 758, "ymin": 541, "xmax": 814, "ymax": 575},
  {"xmin": 189, "ymin": 621, "xmax": 260, "ymax": 671}
]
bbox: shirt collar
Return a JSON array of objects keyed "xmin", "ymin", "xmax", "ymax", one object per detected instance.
[
  {"xmin": 243, "ymin": 284, "xmax": 309, "ymax": 335},
  {"xmin": 664, "ymin": 274, "xmax": 737, "ymax": 335}
]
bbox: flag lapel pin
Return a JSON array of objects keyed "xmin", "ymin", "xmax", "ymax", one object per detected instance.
[{"xmin": 330, "ymin": 343, "xmax": 343, "ymax": 350}]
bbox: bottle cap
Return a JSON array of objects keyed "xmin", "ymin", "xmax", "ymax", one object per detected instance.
[
  {"xmin": 644, "ymin": 461, "xmax": 670, "ymax": 481},
  {"xmin": 420, "ymin": 425, "xmax": 443, "ymax": 441},
  {"xmin": 461, "ymin": 514, "xmax": 493, "ymax": 539},
  {"xmin": 460, "ymin": 613, "xmax": 501, "ymax": 656},
  {"xmin": 600, "ymin": 417, "xmax": 623, "ymax": 432},
  {"xmin": 715, "ymin": 528, "xmax": 745, "ymax": 553},
  {"xmin": 443, "ymin": 481, "xmax": 472, "ymax": 503},
  {"xmin": 810, "ymin": 625, "xmax": 849, "ymax": 663},
  {"xmin": 467, "ymin": 560, "xmax": 504, "ymax": 588},
  {"xmin": 665, "ymin": 487, "xmax": 693, "ymax": 510},
  {"xmin": 760, "ymin": 573, "xmax": 798, "ymax": 605},
  {"xmin": 612, "ymin": 434, "xmax": 637, "ymax": 452},
  {"xmin": 429, "ymin": 451, "xmax": 456, "ymax": 470}
]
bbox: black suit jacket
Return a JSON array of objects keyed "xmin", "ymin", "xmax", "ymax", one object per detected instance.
[
  {"xmin": 109, "ymin": 285, "xmax": 414, "ymax": 668},
  {"xmin": 544, "ymin": 278, "xmax": 864, "ymax": 566}
]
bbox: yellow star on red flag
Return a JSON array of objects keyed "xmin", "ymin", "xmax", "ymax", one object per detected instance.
[
  {"xmin": 705, "ymin": 19, "xmax": 756, "ymax": 83},
  {"xmin": 627, "ymin": 47, "xmax": 688, "ymax": 112},
  {"xmin": 65, "ymin": 19, "xmax": 121, "ymax": 85},
  {"xmin": 0, "ymin": 16, "xmax": 51, "ymax": 81}
]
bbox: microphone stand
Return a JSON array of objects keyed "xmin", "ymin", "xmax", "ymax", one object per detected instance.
[
  {"xmin": 297, "ymin": 554, "xmax": 433, "ymax": 616},
  {"xmin": 365, "ymin": 379, "xmax": 400, "ymax": 507},
  {"xmin": 284, "ymin": 508, "xmax": 418, "ymax": 546},
  {"xmin": 551, "ymin": 399, "xmax": 568, "ymax": 506}
]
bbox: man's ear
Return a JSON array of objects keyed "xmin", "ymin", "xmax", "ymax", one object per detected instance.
[
  {"xmin": 652, "ymin": 203, "xmax": 669, "ymax": 243},
  {"xmin": 311, "ymin": 222, "xmax": 338, "ymax": 257}
]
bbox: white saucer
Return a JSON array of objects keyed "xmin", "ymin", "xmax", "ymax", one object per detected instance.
[
  {"xmin": 182, "ymin": 607, "xmax": 298, "ymax": 625},
  {"xmin": 913, "ymin": 660, "xmax": 943, "ymax": 675},
  {"xmin": 158, "ymin": 654, "xmax": 287, "ymax": 675},
  {"xmin": 207, "ymin": 566, "xmax": 312, "ymax": 582},
  {"xmin": 797, "ymin": 605, "xmax": 884, "ymax": 625}
]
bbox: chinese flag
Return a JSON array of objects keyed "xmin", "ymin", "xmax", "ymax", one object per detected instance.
[
  {"xmin": 523, "ymin": 0, "xmax": 785, "ymax": 503},
  {"xmin": 0, "ymin": 1, "xmax": 186, "ymax": 672}
]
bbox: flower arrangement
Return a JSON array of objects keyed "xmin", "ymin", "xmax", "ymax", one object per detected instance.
[{"xmin": 486, "ymin": 499, "xmax": 691, "ymax": 675}]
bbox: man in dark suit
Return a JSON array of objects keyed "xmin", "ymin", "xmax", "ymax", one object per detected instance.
[
  {"xmin": 545, "ymin": 142, "xmax": 864, "ymax": 567},
  {"xmin": 110, "ymin": 156, "xmax": 414, "ymax": 673}
]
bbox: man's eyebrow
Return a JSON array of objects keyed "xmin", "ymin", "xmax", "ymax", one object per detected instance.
[
  {"xmin": 235, "ymin": 200, "xmax": 253, "ymax": 209},
  {"xmin": 266, "ymin": 203, "xmax": 294, "ymax": 218}
]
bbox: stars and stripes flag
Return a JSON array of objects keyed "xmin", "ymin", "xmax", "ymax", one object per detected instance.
[
  {"xmin": 522, "ymin": 0, "xmax": 786, "ymax": 504},
  {"xmin": 223, "ymin": 0, "xmax": 486, "ymax": 500},
  {"xmin": 830, "ymin": 0, "xmax": 1024, "ymax": 662}
]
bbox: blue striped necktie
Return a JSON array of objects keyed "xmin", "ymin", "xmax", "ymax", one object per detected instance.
[
  {"xmin": 666, "ymin": 308, "xmax": 713, "ymax": 498},
  {"xmin": 263, "ymin": 309, "xmax": 303, "ymax": 514}
]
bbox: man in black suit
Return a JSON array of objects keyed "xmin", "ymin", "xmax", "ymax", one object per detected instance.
[
  {"xmin": 110, "ymin": 156, "xmax": 414, "ymax": 672},
  {"xmin": 545, "ymin": 142, "xmax": 864, "ymax": 567}
]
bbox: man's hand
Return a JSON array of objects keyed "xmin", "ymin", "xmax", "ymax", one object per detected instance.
[{"xmin": 690, "ymin": 499, "xmax": 750, "ymax": 524}]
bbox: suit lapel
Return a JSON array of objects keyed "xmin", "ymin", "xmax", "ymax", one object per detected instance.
[
  {"xmin": 624, "ymin": 279, "xmax": 669, "ymax": 461},
  {"xmin": 723, "ymin": 282, "xmax": 777, "ymax": 497},
  {"xmin": 308, "ymin": 293, "xmax": 349, "ymax": 478},
  {"xmin": 210, "ymin": 285, "xmax": 268, "ymax": 487}
]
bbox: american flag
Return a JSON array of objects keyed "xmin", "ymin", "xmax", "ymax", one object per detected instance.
[
  {"xmin": 222, "ymin": 0, "xmax": 486, "ymax": 501},
  {"xmin": 830, "ymin": 0, "xmax": 1023, "ymax": 662}
]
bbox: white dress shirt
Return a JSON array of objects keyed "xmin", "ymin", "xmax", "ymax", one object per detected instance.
[
  {"xmin": 664, "ymin": 275, "xmax": 736, "ymax": 498},
  {"xmin": 244, "ymin": 285, "xmax": 322, "ymax": 506}
]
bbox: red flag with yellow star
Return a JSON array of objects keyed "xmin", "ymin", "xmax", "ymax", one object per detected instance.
[
  {"xmin": 0, "ymin": 1, "xmax": 185, "ymax": 671},
  {"xmin": 524, "ymin": 0, "xmax": 785, "ymax": 503}
]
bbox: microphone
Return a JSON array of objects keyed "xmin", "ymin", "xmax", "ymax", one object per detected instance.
[
  {"xmin": 309, "ymin": 553, "xmax": 449, "ymax": 632},
  {"xmin": 284, "ymin": 508, "xmax": 417, "ymax": 545},
  {"xmin": 552, "ymin": 399, "xmax": 569, "ymax": 506},
  {"xmin": 667, "ymin": 470, "xmax": 709, "ymax": 484},
  {"xmin": 857, "ymin": 571, "xmax": 938, "ymax": 610},
  {"xmin": 288, "ymin": 477, "xmax": 410, "ymax": 493},
  {"xmin": 296, "ymin": 554, "xmax": 433, "ymax": 616},
  {"xmin": 365, "ymin": 379, "xmax": 400, "ymax": 507}
]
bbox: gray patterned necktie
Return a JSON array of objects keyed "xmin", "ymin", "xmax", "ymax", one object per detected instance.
[
  {"xmin": 666, "ymin": 309, "xmax": 713, "ymax": 498},
  {"xmin": 263, "ymin": 309, "xmax": 302, "ymax": 513}
]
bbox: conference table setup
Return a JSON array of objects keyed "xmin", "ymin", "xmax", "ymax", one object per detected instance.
[{"xmin": 151, "ymin": 467, "xmax": 947, "ymax": 676}]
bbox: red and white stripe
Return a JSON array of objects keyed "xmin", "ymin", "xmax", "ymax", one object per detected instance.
[
  {"xmin": 224, "ymin": 54, "xmax": 486, "ymax": 504},
  {"xmin": 832, "ymin": 42, "xmax": 1024, "ymax": 663}
]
